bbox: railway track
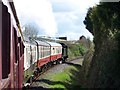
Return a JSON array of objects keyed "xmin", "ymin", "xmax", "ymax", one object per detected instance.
[
  {"xmin": 23, "ymin": 62, "xmax": 63, "ymax": 89},
  {"xmin": 28, "ymin": 58, "xmax": 83, "ymax": 89}
]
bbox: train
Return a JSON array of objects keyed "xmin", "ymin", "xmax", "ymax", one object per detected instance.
[
  {"xmin": 23, "ymin": 38, "xmax": 68, "ymax": 86},
  {"xmin": 0, "ymin": 0, "xmax": 68, "ymax": 89}
]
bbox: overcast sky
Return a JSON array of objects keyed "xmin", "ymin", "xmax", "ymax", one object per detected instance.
[{"xmin": 14, "ymin": 0, "xmax": 99, "ymax": 40}]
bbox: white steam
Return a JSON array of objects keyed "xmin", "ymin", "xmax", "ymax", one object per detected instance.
[{"xmin": 14, "ymin": 0, "xmax": 58, "ymax": 37}]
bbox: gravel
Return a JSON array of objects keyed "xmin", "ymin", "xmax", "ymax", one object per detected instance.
[{"xmin": 30, "ymin": 58, "xmax": 83, "ymax": 89}]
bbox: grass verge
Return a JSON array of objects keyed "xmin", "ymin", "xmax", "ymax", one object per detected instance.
[{"xmin": 48, "ymin": 66, "xmax": 81, "ymax": 90}]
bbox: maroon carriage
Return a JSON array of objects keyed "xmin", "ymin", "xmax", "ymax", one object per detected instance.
[{"xmin": 0, "ymin": 1, "xmax": 24, "ymax": 89}]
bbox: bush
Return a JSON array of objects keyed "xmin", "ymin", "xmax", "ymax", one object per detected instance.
[{"xmin": 67, "ymin": 43, "xmax": 87, "ymax": 60}]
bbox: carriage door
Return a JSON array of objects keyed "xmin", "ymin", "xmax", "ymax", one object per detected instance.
[{"xmin": 18, "ymin": 37, "xmax": 24, "ymax": 88}]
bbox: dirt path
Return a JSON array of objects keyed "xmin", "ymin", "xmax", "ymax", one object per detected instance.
[{"xmin": 30, "ymin": 58, "xmax": 83, "ymax": 90}]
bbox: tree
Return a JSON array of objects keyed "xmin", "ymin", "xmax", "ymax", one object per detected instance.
[
  {"xmin": 83, "ymin": 8, "xmax": 94, "ymax": 35},
  {"xmin": 23, "ymin": 23, "xmax": 39, "ymax": 39},
  {"xmin": 83, "ymin": 2, "xmax": 120, "ymax": 88}
]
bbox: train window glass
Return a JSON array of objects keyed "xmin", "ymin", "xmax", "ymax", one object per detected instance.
[
  {"xmin": 57, "ymin": 48, "xmax": 58, "ymax": 53},
  {"xmin": 46, "ymin": 47, "xmax": 48, "ymax": 56},
  {"xmin": 45, "ymin": 47, "xmax": 46, "ymax": 57},
  {"xmin": 40, "ymin": 46, "xmax": 42, "ymax": 58},
  {"xmin": 47, "ymin": 47, "xmax": 48, "ymax": 56},
  {"xmin": 45, "ymin": 47, "xmax": 47, "ymax": 56},
  {"xmin": 46, "ymin": 50, "xmax": 47, "ymax": 56},
  {"xmin": 49, "ymin": 49, "xmax": 50, "ymax": 55},
  {"xmin": 44, "ymin": 49, "xmax": 46, "ymax": 57},
  {"xmin": 44, "ymin": 47, "xmax": 45, "ymax": 57},
  {"xmin": 44, "ymin": 47, "xmax": 46, "ymax": 57},
  {"xmin": 43, "ymin": 47, "xmax": 45, "ymax": 57},
  {"xmin": 34, "ymin": 47, "xmax": 36, "ymax": 62},
  {"xmin": 40, "ymin": 46, "xmax": 41, "ymax": 58},
  {"xmin": 49, "ymin": 47, "xmax": 50, "ymax": 55},
  {"xmin": 2, "ymin": 3, "xmax": 11, "ymax": 79},
  {"xmin": 43, "ymin": 46, "xmax": 45, "ymax": 57},
  {"xmin": 57, "ymin": 48, "xmax": 59, "ymax": 53},
  {"xmin": 48, "ymin": 47, "xmax": 50, "ymax": 55},
  {"xmin": 18, "ymin": 37, "xmax": 23, "ymax": 57},
  {"xmin": 59, "ymin": 47, "xmax": 61, "ymax": 53},
  {"xmin": 26, "ymin": 46, "xmax": 31, "ymax": 66},
  {"xmin": 46, "ymin": 51, "xmax": 48, "ymax": 56},
  {"xmin": 52, "ymin": 48, "xmax": 55, "ymax": 54},
  {"xmin": 32, "ymin": 46, "xmax": 36, "ymax": 63},
  {"xmin": 47, "ymin": 48, "xmax": 48, "ymax": 56},
  {"xmin": 44, "ymin": 51, "xmax": 46, "ymax": 57},
  {"xmin": 30, "ymin": 46, "xmax": 33, "ymax": 65},
  {"xmin": 43, "ymin": 46, "xmax": 44, "ymax": 57},
  {"xmin": 13, "ymin": 27, "xmax": 18, "ymax": 63},
  {"xmin": 41, "ymin": 46, "xmax": 43, "ymax": 58},
  {"xmin": 39, "ymin": 46, "xmax": 41, "ymax": 59}
]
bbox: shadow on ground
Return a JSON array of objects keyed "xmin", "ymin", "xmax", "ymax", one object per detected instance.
[{"xmin": 28, "ymin": 61, "xmax": 82, "ymax": 90}]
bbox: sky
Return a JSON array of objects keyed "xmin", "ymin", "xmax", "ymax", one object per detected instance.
[{"xmin": 14, "ymin": 0, "xmax": 100, "ymax": 40}]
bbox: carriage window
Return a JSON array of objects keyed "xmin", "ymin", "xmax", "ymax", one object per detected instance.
[
  {"xmin": 53, "ymin": 48, "xmax": 55, "ymax": 54},
  {"xmin": 14, "ymin": 28, "xmax": 19, "ymax": 63},
  {"xmin": 32, "ymin": 46, "xmax": 36, "ymax": 62},
  {"xmin": 41, "ymin": 46, "xmax": 43, "ymax": 58},
  {"xmin": 43, "ymin": 46, "xmax": 44, "ymax": 57},
  {"xmin": 44, "ymin": 47, "xmax": 46, "ymax": 57},
  {"xmin": 39, "ymin": 46, "xmax": 41, "ymax": 59},
  {"xmin": 41, "ymin": 46, "xmax": 42, "ymax": 58},
  {"xmin": 26, "ymin": 46, "xmax": 31, "ymax": 65},
  {"xmin": 2, "ymin": 3, "xmax": 11, "ymax": 79},
  {"xmin": 44, "ymin": 46, "xmax": 47, "ymax": 57}
]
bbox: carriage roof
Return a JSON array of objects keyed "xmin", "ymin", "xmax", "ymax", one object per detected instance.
[
  {"xmin": 35, "ymin": 40, "xmax": 50, "ymax": 46},
  {"xmin": 46, "ymin": 41, "xmax": 62, "ymax": 47}
]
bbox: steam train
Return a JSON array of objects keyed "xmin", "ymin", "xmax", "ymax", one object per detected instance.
[
  {"xmin": 0, "ymin": 0, "xmax": 68, "ymax": 89},
  {"xmin": 23, "ymin": 38, "xmax": 68, "ymax": 86}
]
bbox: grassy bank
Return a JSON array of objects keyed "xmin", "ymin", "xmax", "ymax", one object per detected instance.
[{"xmin": 46, "ymin": 61, "xmax": 82, "ymax": 90}]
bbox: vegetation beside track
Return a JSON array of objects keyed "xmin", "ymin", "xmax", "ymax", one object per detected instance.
[
  {"xmin": 30, "ymin": 59, "xmax": 83, "ymax": 89},
  {"xmin": 67, "ymin": 43, "xmax": 87, "ymax": 61},
  {"xmin": 44, "ymin": 59, "xmax": 83, "ymax": 90},
  {"xmin": 82, "ymin": 2, "xmax": 120, "ymax": 88}
]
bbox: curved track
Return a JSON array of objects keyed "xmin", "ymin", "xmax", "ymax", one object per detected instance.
[{"xmin": 29, "ymin": 58, "xmax": 83, "ymax": 89}]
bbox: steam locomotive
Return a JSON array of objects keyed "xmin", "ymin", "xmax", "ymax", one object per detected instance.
[{"xmin": 0, "ymin": 0, "xmax": 68, "ymax": 89}]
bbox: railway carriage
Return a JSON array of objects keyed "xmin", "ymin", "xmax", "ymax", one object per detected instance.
[
  {"xmin": 36, "ymin": 40, "xmax": 51, "ymax": 69},
  {"xmin": 0, "ymin": 0, "xmax": 24, "ymax": 89},
  {"xmin": 47, "ymin": 41, "xmax": 62, "ymax": 64},
  {"xmin": 23, "ymin": 39, "xmax": 38, "ymax": 85},
  {"xmin": 23, "ymin": 40, "xmax": 64, "ymax": 86}
]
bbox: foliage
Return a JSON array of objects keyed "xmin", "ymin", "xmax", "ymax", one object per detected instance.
[
  {"xmin": 77, "ymin": 35, "xmax": 92, "ymax": 49},
  {"xmin": 48, "ymin": 65, "xmax": 82, "ymax": 90},
  {"xmin": 67, "ymin": 43, "xmax": 87, "ymax": 60},
  {"xmin": 23, "ymin": 23, "xmax": 39, "ymax": 39},
  {"xmin": 83, "ymin": 7, "xmax": 94, "ymax": 35},
  {"xmin": 83, "ymin": 2, "xmax": 120, "ymax": 88}
]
